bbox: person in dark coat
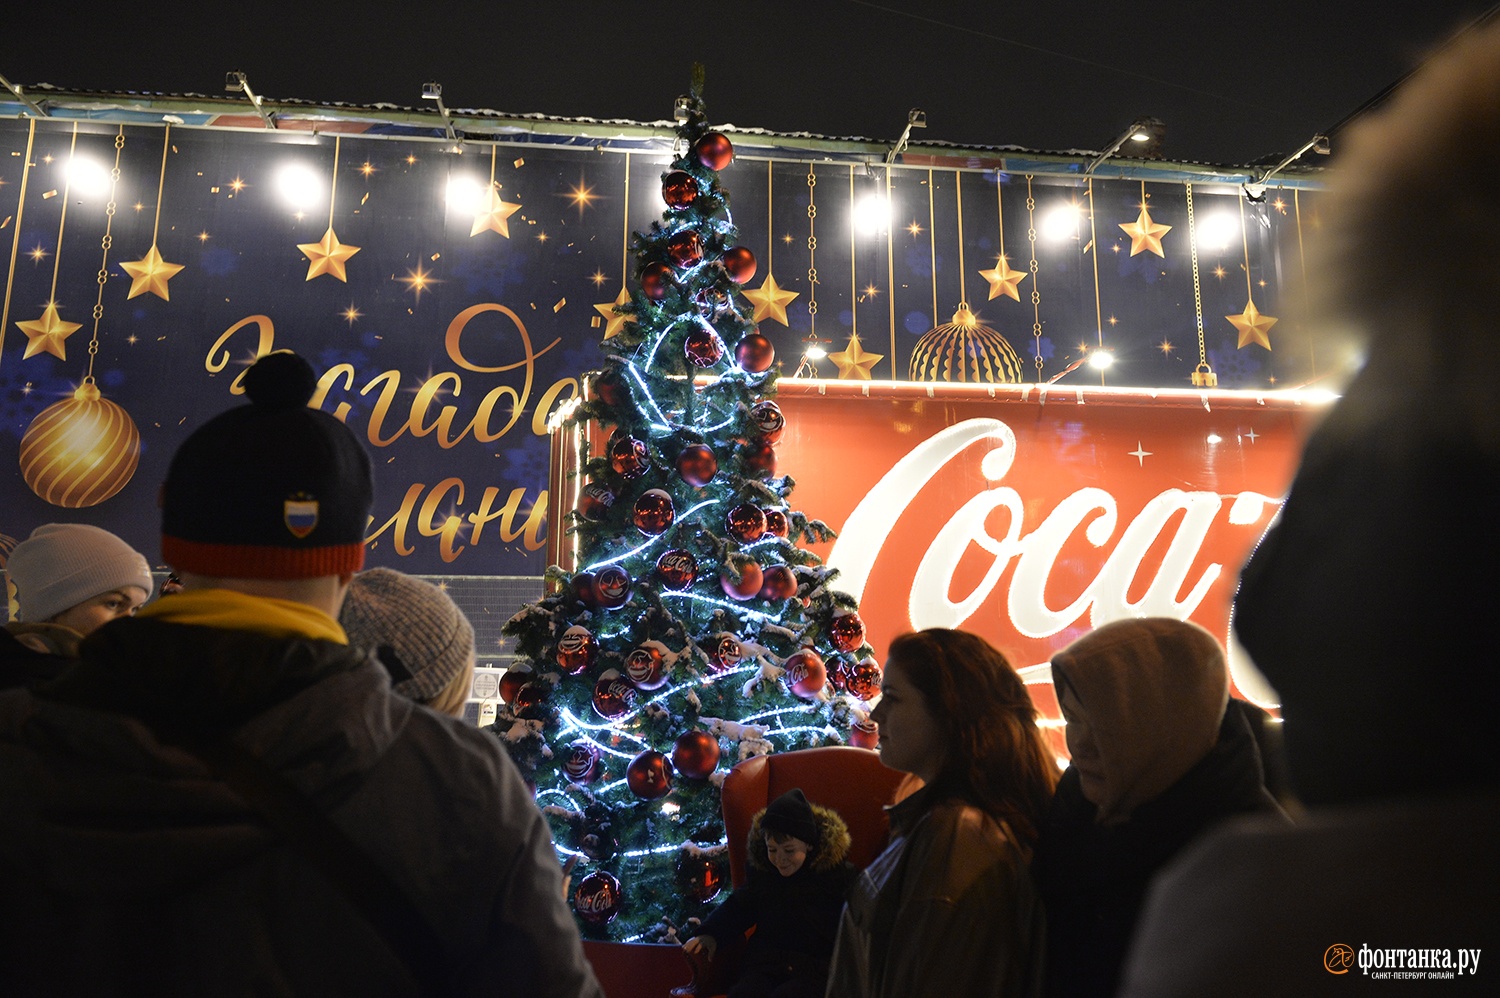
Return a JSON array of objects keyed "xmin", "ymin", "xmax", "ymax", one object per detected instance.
[
  {"xmin": 1034, "ymin": 617, "xmax": 1285, "ymax": 998},
  {"xmin": 685, "ymin": 788, "xmax": 855, "ymax": 998}
]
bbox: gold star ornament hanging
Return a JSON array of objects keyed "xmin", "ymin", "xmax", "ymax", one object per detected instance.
[
  {"xmin": 297, "ymin": 227, "xmax": 361, "ymax": 282},
  {"xmin": 742, "ymin": 273, "xmax": 799, "ymax": 326},
  {"xmin": 472, "ymin": 185, "xmax": 522, "ymax": 238},
  {"xmin": 18, "ymin": 303, "xmax": 83, "ymax": 361},
  {"xmin": 120, "ymin": 244, "xmax": 185, "ymax": 300},
  {"xmin": 593, "ymin": 288, "xmax": 634, "ymax": 341},
  {"xmin": 978, "ymin": 255, "xmax": 1028, "ymax": 302},
  {"xmin": 1227, "ymin": 299, "xmax": 1278, "ymax": 350},
  {"xmin": 1119, "ymin": 205, "xmax": 1172, "ymax": 258},
  {"xmin": 830, "ymin": 333, "xmax": 884, "ymax": 380}
]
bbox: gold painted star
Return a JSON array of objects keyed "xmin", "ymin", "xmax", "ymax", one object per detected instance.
[
  {"xmin": 133, "ymin": 202, "xmax": 145, "ymax": 212},
  {"xmin": 589, "ymin": 269, "xmax": 608, "ymax": 287},
  {"xmin": 297, "ymin": 226, "xmax": 361, "ymax": 282},
  {"xmin": 471, "ymin": 185, "xmax": 522, "ymax": 238},
  {"xmin": 830, "ymin": 333, "xmax": 884, "ymax": 380},
  {"xmin": 405, "ymin": 154, "xmax": 418, "ymax": 166},
  {"xmin": 17, "ymin": 302, "xmax": 82, "ymax": 360},
  {"xmin": 1227, "ymin": 299, "xmax": 1278, "ymax": 350},
  {"xmin": 359, "ymin": 162, "xmax": 376, "ymax": 177},
  {"xmin": 197, "ymin": 231, "xmax": 211, "ymax": 243},
  {"xmin": 28, "ymin": 244, "xmax": 48, "ymax": 263},
  {"xmin": 907, "ymin": 221, "xmax": 924, "ymax": 237},
  {"xmin": 1272, "ymin": 198, "xmax": 1287, "ymax": 215},
  {"xmin": 1119, "ymin": 205, "xmax": 1172, "ymax": 257},
  {"xmin": 120, "ymin": 243, "xmax": 185, "ymax": 300},
  {"xmin": 229, "ymin": 177, "xmax": 248, "ymax": 193},
  {"xmin": 564, "ymin": 180, "xmax": 596, "ymax": 214},
  {"xmin": 536, "ymin": 231, "xmax": 549, "ymax": 243},
  {"xmin": 1107, "ymin": 315, "xmax": 1119, "ymax": 326},
  {"xmin": 1212, "ymin": 265, "xmax": 1227, "ymax": 279},
  {"xmin": 781, "ymin": 233, "xmax": 794, "ymax": 245},
  {"xmin": 978, "ymin": 255, "xmax": 1028, "ymax": 302},
  {"xmin": 741, "ymin": 272, "xmax": 800, "ymax": 326},
  {"xmin": 862, "ymin": 283, "xmax": 881, "ymax": 300},
  {"xmin": 342, "ymin": 304, "xmax": 362, "ymax": 325},
  {"xmin": 1158, "ymin": 339, "xmax": 1174, "ymax": 355},
  {"xmin": 593, "ymin": 288, "xmax": 633, "ymax": 340},
  {"xmin": 126, "ymin": 334, "xmax": 139, "ymax": 345},
  {"xmin": 398, "ymin": 263, "xmax": 439, "ymax": 302}
]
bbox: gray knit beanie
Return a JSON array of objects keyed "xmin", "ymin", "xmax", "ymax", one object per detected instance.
[
  {"xmin": 8, "ymin": 523, "xmax": 154, "ymax": 623},
  {"xmin": 340, "ymin": 567, "xmax": 475, "ymax": 703}
]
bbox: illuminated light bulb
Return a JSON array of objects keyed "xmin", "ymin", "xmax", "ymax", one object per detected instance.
[
  {"xmin": 275, "ymin": 162, "xmax": 324, "ymax": 210},
  {"xmin": 805, "ymin": 345, "xmax": 828, "ymax": 360},
  {"xmin": 853, "ymin": 193, "xmax": 890, "ymax": 236},
  {"xmin": 444, "ymin": 175, "xmax": 486, "ymax": 211},
  {"xmin": 1088, "ymin": 349, "xmax": 1115, "ymax": 370},
  {"xmin": 65, "ymin": 156, "xmax": 111, "ymax": 198},
  {"xmin": 1206, "ymin": 433, "xmax": 1223, "ymax": 444},
  {"xmin": 1195, "ymin": 212, "xmax": 1241, "ymax": 252},
  {"xmin": 1040, "ymin": 202, "xmax": 1082, "ymax": 243},
  {"xmin": 1130, "ymin": 130, "xmax": 1152, "ymax": 142}
]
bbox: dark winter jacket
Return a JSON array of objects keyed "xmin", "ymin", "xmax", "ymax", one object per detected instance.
[
  {"xmin": 1033, "ymin": 700, "xmax": 1286, "ymax": 998},
  {"xmin": 826, "ymin": 786, "xmax": 1044, "ymax": 998},
  {"xmin": 0, "ymin": 621, "xmax": 77, "ymax": 689},
  {"xmin": 0, "ymin": 607, "xmax": 603, "ymax": 998},
  {"xmin": 699, "ymin": 800, "xmax": 856, "ymax": 981}
]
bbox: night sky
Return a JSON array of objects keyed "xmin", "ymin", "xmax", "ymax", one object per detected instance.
[{"xmin": 4, "ymin": 1, "xmax": 1497, "ymax": 166}]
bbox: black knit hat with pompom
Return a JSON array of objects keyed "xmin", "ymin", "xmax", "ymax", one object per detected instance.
[{"xmin": 161, "ymin": 351, "xmax": 374, "ymax": 579}]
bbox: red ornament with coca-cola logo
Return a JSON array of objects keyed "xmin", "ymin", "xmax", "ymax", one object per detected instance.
[
  {"xmin": 563, "ymin": 740, "xmax": 601, "ymax": 782},
  {"xmin": 661, "ymin": 170, "xmax": 700, "ymax": 210},
  {"xmin": 684, "ymin": 327, "xmax": 723, "ymax": 368},
  {"xmin": 632, "ymin": 489, "xmax": 676, "ymax": 535},
  {"xmin": 574, "ymin": 871, "xmax": 622, "ymax": 925},
  {"xmin": 593, "ymin": 672, "xmax": 638, "ymax": 719},
  {"xmin": 624, "ymin": 645, "xmax": 668, "ymax": 690},
  {"xmin": 656, "ymin": 549, "xmax": 698, "ymax": 591},
  {"xmin": 749, "ymin": 400, "xmax": 785, "ymax": 443},
  {"xmin": 829, "ymin": 612, "xmax": 867, "ymax": 652},
  {"xmin": 848, "ymin": 717, "xmax": 879, "ymax": 750},
  {"xmin": 498, "ymin": 666, "xmax": 531, "ymax": 705},
  {"xmin": 626, "ymin": 749, "xmax": 674, "ymax": 800},
  {"xmin": 667, "ymin": 230, "xmax": 703, "ymax": 269},
  {"xmin": 758, "ymin": 564, "xmax": 798, "ymax": 601},
  {"xmin": 609, "ymin": 434, "xmax": 650, "ymax": 479},
  {"xmin": 593, "ymin": 565, "xmax": 632, "ymax": 609},
  {"xmin": 785, "ymin": 648, "xmax": 828, "ymax": 699},
  {"xmin": 844, "ymin": 657, "xmax": 883, "ymax": 701},
  {"xmin": 676, "ymin": 444, "xmax": 718, "ymax": 488},
  {"xmin": 693, "ymin": 131, "xmax": 734, "ymax": 171},
  {"xmin": 708, "ymin": 633, "xmax": 744, "ymax": 672},
  {"xmin": 641, "ymin": 261, "xmax": 674, "ymax": 300},
  {"xmin": 555, "ymin": 625, "xmax": 599, "ymax": 675},
  {"xmin": 577, "ymin": 482, "xmax": 615, "ymax": 522},
  {"xmin": 742, "ymin": 440, "xmax": 777, "ymax": 478},
  {"xmin": 722, "ymin": 245, "xmax": 756, "ymax": 284},
  {"xmin": 672, "ymin": 729, "xmax": 721, "ymax": 780},
  {"xmin": 721, "ymin": 561, "xmax": 764, "ymax": 601},
  {"xmin": 762, "ymin": 507, "xmax": 789, "ymax": 538},
  {"xmin": 514, "ymin": 679, "xmax": 551, "ymax": 713},
  {"xmin": 725, "ymin": 503, "xmax": 767, "ymax": 543},
  {"xmin": 735, "ymin": 332, "xmax": 775, "ymax": 373}
]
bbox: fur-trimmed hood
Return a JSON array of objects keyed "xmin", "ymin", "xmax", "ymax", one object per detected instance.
[{"xmin": 747, "ymin": 799, "xmax": 852, "ymax": 874}]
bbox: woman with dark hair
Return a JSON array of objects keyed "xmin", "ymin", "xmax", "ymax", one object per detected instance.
[{"xmin": 826, "ymin": 628, "xmax": 1057, "ymax": 998}]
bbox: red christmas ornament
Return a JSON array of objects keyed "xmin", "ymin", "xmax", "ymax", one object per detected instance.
[
  {"xmin": 679, "ymin": 854, "xmax": 725, "ymax": 905},
  {"xmin": 498, "ymin": 666, "xmax": 531, "ymax": 705},
  {"xmin": 624, "ymin": 645, "xmax": 668, "ymax": 691},
  {"xmin": 593, "ymin": 564, "xmax": 632, "ymax": 609},
  {"xmin": 758, "ymin": 564, "xmax": 798, "ymax": 601},
  {"xmin": 592, "ymin": 672, "xmax": 639, "ymax": 719},
  {"xmin": 845, "ymin": 657, "xmax": 883, "ymax": 701},
  {"xmin": 626, "ymin": 749, "xmax": 674, "ymax": 800},
  {"xmin": 785, "ymin": 648, "xmax": 828, "ymax": 699},
  {"xmin": 742, "ymin": 440, "xmax": 777, "ymax": 478},
  {"xmin": 571, "ymin": 571, "xmax": 599, "ymax": 609},
  {"xmin": 829, "ymin": 612, "xmax": 868, "ymax": 653},
  {"xmin": 667, "ymin": 230, "xmax": 704, "ymax": 270},
  {"xmin": 609, "ymin": 434, "xmax": 650, "ymax": 479},
  {"xmin": 725, "ymin": 503, "xmax": 768, "ymax": 543},
  {"xmin": 672, "ymin": 729, "xmax": 721, "ymax": 780},
  {"xmin": 577, "ymin": 482, "xmax": 615, "ymax": 522},
  {"xmin": 848, "ymin": 717, "xmax": 880, "ymax": 750},
  {"xmin": 693, "ymin": 131, "xmax": 734, "ymax": 171},
  {"xmin": 693, "ymin": 286, "xmax": 731, "ymax": 320},
  {"xmin": 676, "ymin": 444, "xmax": 718, "ymax": 488},
  {"xmin": 592, "ymin": 371, "xmax": 627, "ymax": 408},
  {"xmin": 735, "ymin": 332, "xmax": 775, "ymax": 373},
  {"xmin": 563, "ymin": 740, "xmax": 602, "ymax": 782},
  {"xmin": 684, "ymin": 327, "xmax": 724, "ymax": 368},
  {"xmin": 661, "ymin": 170, "xmax": 700, "ymax": 209},
  {"xmin": 749, "ymin": 400, "xmax": 785, "ymax": 443},
  {"xmin": 708, "ymin": 633, "xmax": 744, "ymax": 672},
  {"xmin": 632, "ymin": 489, "xmax": 676, "ymax": 535},
  {"xmin": 555, "ymin": 625, "xmax": 599, "ymax": 675},
  {"xmin": 722, "ymin": 246, "xmax": 757, "ymax": 284},
  {"xmin": 762, "ymin": 507, "xmax": 789, "ymax": 539},
  {"xmin": 721, "ymin": 561, "xmax": 764, "ymax": 601},
  {"xmin": 514, "ymin": 679, "xmax": 551, "ymax": 712},
  {"xmin": 656, "ymin": 549, "xmax": 698, "ymax": 591},
  {"xmin": 641, "ymin": 261, "xmax": 674, "ymax": 300},
  {"xmin": 574, "ymin": 871, "xmax": 622, "ymax": 925},
  {"xmin": 827, "ymin": 660, "xmax": 849, "ymax": 694}
]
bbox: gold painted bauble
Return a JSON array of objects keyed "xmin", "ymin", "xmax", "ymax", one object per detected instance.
[
  {"xmin": 909, "ymin": 307, "xmax": 1024, "ymax": 383},
  {"xmin": 19, "ymin": 380, "xmax": 140, "ymax": 507}
]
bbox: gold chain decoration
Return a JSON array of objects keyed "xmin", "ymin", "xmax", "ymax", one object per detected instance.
[
  {"xmin": 927, "ymin": 169, "xmax": 938, "ymax": 325},
  {"xmin": 1025, "ymin": 175, "xmax": 1043, "ymax": 376},
  {"xmin": 955, "ymin": 173, "xmax": 968, "ymax": 313},
  {"xmin": 805, "ymin": 166, "xmax": 818, "ymax": 329},
  {"xmin": 1087, "ymin": 179, "xmax": 1103, "ymax": 349},
  {"xmin": 84, "ymin": 126, "xmax": 127, "ymax": 383},
  {"xmin": 1186, "ymin": 182, "xmax": 1216, "ymax": 387}
]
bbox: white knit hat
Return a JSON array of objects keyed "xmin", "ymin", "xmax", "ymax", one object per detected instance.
[
  {"xmin": 339, "ymin": 567, "xmax": 475, "ymax": 703},
  {"xmin": 8, "ymin": 523, "xmax": 155, "ymax": 623}
]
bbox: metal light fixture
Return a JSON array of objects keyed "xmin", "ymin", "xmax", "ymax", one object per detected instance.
[
  {"xmin": 1084, "ymin": 116, "xmax": 1164, "ymax": 175},
  {"xmin": 1243, "ymin": 133, "xmax": 1331, "ymax": 200},
  {"xmin": 422, "ymin": 82, "xmax": 460, "ymax": 149},
  {"xmin": 0, "ymin": 70, "xmax": 48, "ymax": 118},
  {"xmin": 886, "ymin": 108, "xmax": 927, "ymax": 164},
  {"xmin": 224, "ymin": 71, "xmax": 276, "ymax": 129}
]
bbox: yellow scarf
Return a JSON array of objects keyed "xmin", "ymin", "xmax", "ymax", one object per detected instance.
[{"xmin": 137, "ymin": 588, "xmax": 348, "ymax": 644}]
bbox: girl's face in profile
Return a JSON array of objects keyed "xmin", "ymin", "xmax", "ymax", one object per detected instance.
[
  {"xmin": 869, "ymin": 656, "xmax": 945, "ymax": 783},
  {"xmin": 765, "ymin": 833, "xmax": 810, "ymax": 877}
]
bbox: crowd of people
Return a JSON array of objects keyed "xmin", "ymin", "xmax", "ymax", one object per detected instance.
[{"xmin": 3, "ymin": 18, "xmax": 1498, "ymax": 997}]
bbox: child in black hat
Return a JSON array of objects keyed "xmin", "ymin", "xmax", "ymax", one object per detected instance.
[{"xmin": 684, "ymin": 788, "xmax": 856, "ymax": 998}]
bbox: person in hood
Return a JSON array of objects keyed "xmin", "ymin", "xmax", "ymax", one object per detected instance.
[
  {"xmin": 1034, "ymin": 617, "xmax": 1284, "ymax": 997},
  {"xmin": 0, "ymin": 351, "xmax": 603, "ymax": 998},
  {"xmin": 684, "ymin": 787, "xmax": 855, "ymax": 998}
]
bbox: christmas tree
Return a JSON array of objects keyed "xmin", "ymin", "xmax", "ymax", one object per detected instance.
[{"xmin": 493, "ymin": 73, "xmax": 877, "ymax": 942}]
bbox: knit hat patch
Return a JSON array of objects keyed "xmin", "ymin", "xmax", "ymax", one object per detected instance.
[
  {"xmin": 7, "ymin": 523, "xmax": 154, "ymax": 623},
  {"xmin": 759, "ymin": 787, "xmax": 821, "ymax": 848},
  {"xmin": 339, "ymin": 568, "xmax": 475, "ymax": 704}
]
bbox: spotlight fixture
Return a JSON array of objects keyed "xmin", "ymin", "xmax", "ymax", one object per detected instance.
[
  {"xmin": 422, "ymin": 81, "xmax": 460, "ymax": 149},
  {"xmin": 1243, "ymin": 133, "xmax": 1331, "ymax": 200},
  {"xmin": 224, "ymin": 70, "xmax": 276, "ymax": 129},
  {"xmin": 0, "ymin": 70, "xmax": 48, "ymax": 118},
  {"xmin": 1084, "ymin": 116, "xmax": 1164, "ymax": 175},
  {"xmin": 886, "ymin": 107, "xmax": 928, "ymax": 164},
  {"xmin": 674, "ymin": 95, "xmax": 694, "ymax": 122}
]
